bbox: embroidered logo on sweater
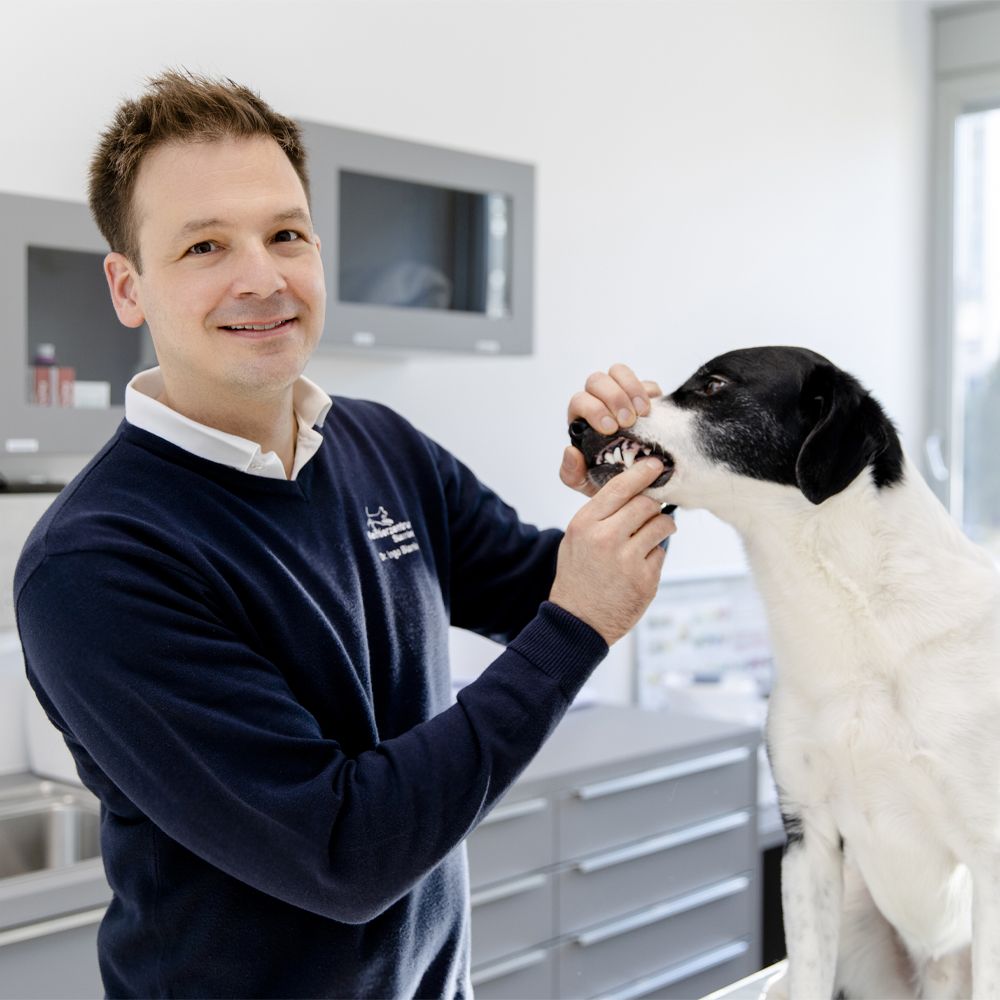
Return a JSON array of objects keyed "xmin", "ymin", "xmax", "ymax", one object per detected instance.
[{"xmin": 365, "ymin": 505, "xmax": 421, "ymax": 563}]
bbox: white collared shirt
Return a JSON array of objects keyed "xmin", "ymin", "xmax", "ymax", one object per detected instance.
[{"xmin": 125, "ymin": 367, "xmax": 333, "ymax": 481}]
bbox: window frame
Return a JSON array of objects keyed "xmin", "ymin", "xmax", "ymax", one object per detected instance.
[{"xmin": 929, "ymin": 4, "xmax": 1000, "ymax": 515}]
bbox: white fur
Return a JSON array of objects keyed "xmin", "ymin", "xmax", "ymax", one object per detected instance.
[{"xmin": 634, "ymin": 400, "xmax": 1000, "ymax": 1000}]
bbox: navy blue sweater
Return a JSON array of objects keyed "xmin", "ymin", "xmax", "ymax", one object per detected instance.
[{"xmin": 14, "ymin": 399, "xmax": 608, "ymax": 999}]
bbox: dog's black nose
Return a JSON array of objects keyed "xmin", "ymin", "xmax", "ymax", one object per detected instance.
[{"xmin": 568, "ymin": 418, "xmax": 589, "ymax": 447}]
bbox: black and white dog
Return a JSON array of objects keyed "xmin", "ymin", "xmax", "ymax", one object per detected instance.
[{"xmin": 571, "ymin": 347, "xmax": 1000, "ymax": 999}]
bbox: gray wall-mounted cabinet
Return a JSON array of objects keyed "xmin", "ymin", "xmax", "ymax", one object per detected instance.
[
  {"xmin": 298, "ymin": 120, "xmax": 535, "ymax": 356},
  {"xmin": 0, "ymin": 192, "xmax": 154, "ymax": 459}
]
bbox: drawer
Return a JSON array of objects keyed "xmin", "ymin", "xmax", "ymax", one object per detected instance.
[
  {"xmin": 556, "ymin": 873, "xmax": 753, "ymax": 999},
  {"xmin": 591, "ymin": 939, "xmax": 753, "ymax": 1000},
  {"xmin": 467, "ymin": 795, "xmax": 553, "ymax": 889},
  {"xmin": 471, "ymin": 946, "xmax": 557, "ymax": 1000},
  {"xmin": 558, "ymin": 810, "xmax": 754, "ymax": 934},
  {"xmin": 470, "ymin": 871, "xmax": 555, "ymax": 968},
  {"xmin": 559, "ymin": 745, "xmax": 753, "ymax": 859},
  {"xmin": 0, "ymin": 908, "xmax": 105, "ymax": 999}
]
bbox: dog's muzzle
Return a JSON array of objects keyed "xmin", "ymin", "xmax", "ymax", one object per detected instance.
[
  {"xmin": 568, "ymin": 418, "xmax": 677, "ymax": 546},
  {"xmin": 568, "ymin": 418, "xmax": 676, "ymax": 490}
]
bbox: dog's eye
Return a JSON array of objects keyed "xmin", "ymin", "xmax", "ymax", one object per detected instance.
[{"xmin": 703, "ymin": 376, "xmax": 729, "ymax": 396}]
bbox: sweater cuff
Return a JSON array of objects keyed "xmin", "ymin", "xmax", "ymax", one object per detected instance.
[{"xmin": 507, "ymin": 601, "xmax": 609, "ymax": 700}]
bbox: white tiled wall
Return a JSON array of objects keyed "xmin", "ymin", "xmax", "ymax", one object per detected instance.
[
  {"xmin": 0, "ymin": 631, "xmax": 28, "ymax": 774},
  {"xmin": 0, "ymin": 493, "xmax": 59, "ymax": 772},
  {"xmin": 1, "ymin": 493, "xmax": 60, "ymax": 631}
]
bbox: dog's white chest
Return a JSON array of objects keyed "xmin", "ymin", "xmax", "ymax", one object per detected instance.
[{"xmin": 770, "ymin": 683, "xmax": 979, "ymax": 951}]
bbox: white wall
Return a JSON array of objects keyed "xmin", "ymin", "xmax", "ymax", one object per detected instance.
[{"xmin": 0, "ymin": 0, "xmax": 932, "ymax": 702}]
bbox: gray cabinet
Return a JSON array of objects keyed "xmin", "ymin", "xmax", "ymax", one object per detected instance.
[
  {"xmin": 467, "ymin": 706, "xmax": 761, "ymax": 1000},
  {"xmin": 0, "ymin": 192, "xmax": 150, "ymax": 459},
  {"xmin": 298, "ymin": 121, "xmax": 534, "ymax": 357},
  {"xmin": 0, "ymin": 775, "xmax": 109, "ymax": 1000},
  {"xmin": 0, "ymin": 908, "xmax": 104, "ymax": 1000}
]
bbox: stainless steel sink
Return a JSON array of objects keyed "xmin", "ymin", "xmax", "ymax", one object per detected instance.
[{"xmin": 0, "ymin": 778, "xmax": 100, "ymax": 880}]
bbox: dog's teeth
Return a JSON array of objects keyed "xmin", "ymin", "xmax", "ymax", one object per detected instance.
[
  {"xmin": 613, "ymin": 447, "xmax": 623, "ymax": 465},
  {"xmin": 641, "ymin": 447, "xmax": 651, "ymax": 456},
  {"xmin": 623, "ymin": 449, "xmax": 635, "ymax": 468}
]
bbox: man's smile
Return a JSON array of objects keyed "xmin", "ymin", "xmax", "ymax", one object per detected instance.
[{"xmin": 220, "ymin": 317, "xmax": 297, "ymax": 338}]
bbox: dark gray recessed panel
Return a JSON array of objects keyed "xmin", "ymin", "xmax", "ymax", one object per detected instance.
[
  {"xmin": 299, "ymin": 120, "xmax": 534, "ymax": 356},
  {"xmin": 0, "ymin": 192, "xmax": 155, "ymax": 458}
]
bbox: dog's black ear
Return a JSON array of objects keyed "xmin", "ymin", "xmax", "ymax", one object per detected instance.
[{"xmin": 795, "ymin": 364, "xmax": 898, "ymax": 505}]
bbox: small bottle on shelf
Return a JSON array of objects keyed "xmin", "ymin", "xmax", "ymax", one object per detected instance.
[{"xmin": 31, "ymin": 343, "xmax": 57, "ymax": 406}]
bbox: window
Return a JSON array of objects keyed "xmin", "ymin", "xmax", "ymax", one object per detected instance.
[
  {"xmin": 930, "ymin": 5, "xmax": 1000, "ymax": 559},
  {"xmin": 952, "ymin": 107, "xmax": 1000, "ymax": 553}
]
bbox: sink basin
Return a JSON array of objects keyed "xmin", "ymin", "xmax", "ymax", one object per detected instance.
[{"xmin": 0, "ymin": 778, "xmax": 100, "ymax": 880}]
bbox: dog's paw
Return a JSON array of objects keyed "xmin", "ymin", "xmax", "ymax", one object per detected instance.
[{"xmin": 759, "ymin": 967, "xmax": 789, "ymax": 1000}]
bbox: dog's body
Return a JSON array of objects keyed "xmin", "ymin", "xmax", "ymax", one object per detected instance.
[{"xmin": 574, "ymin": 348, "xmax": 1000, "ymax": 999}]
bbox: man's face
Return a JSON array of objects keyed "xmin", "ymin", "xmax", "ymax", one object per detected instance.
[{"xmin": 106, "ymin": 135, "xmax": 325, "ymax": 404}]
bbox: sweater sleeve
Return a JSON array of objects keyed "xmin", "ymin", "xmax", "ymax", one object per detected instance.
[
  {"xmin": 423, "ymin": 435, "xmax": 564, "ymax": 644},
  {"xmin": 16, "ymin": 547, "xmax": 607, "ymax": 925}
]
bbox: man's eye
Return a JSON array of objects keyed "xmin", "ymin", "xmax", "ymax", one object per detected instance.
[
  {"xmin": 704, "ymin": 376, "xmax": 729, "ymax": 396},
  {"xmin": 274, "ymin": 230, "xmax": 302, "ymax": 243},
  {"xmin": 187, "ymin": 241, "xmax": 217, "ymax": 256}
]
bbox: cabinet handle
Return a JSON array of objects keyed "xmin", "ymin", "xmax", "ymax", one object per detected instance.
[
  {"xmin": 479, "ymin": 796, "xmax": 547, "ymax": 827},
  {"xmin": 572, "ymin": 746, "xmax": 751, "ymax": 801},
  {"xmin": 470, "ymin": 947, "xmax": 547, "ymax": 987},
  {"xmin": 573, "ymin": 874, "xmax": 750, "ymax": 948},
  {"xmin": 470, "ymin": 873, "xmax": 547, "ymax": 908},
  {"xmin": 0, "ymin": 906, "xmax": 106, "ymax": 949},
  {"xmin": 574, "ymin": 810, "xmax": 750, "ymax": 874},
  {"xmin": 594, "ymin": 939, "xmax": 750, "ymax": 1000}
]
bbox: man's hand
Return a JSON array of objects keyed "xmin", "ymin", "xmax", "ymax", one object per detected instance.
[
  {"xmin": 561, "ymin": 364, "xmax": 663, "ymax": 497},
  {"xmin": 549, "ymin": 457, "xmax": 676, "ymax": 646}
]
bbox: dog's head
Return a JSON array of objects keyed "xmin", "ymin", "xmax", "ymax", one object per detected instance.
[{"xmin": 571, "ymin": 347, "xmax": 904, "ymax": 516}]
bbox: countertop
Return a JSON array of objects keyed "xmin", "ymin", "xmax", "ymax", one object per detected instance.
[{"xmin": 703, "ymin": 961, "xmax": 785, "ymax": 999}]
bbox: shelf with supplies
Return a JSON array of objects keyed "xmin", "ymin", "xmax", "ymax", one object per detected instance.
[{"xmin": 0, "ymin": 192, "xmax": 158, "ymax": 458}]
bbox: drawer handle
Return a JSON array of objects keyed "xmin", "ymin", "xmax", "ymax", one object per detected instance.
[
  {"xmin": 0, "ymin": 906, "xmax": 106, "ymax": 950},
  {"xmin": 594, "ymin": 939, "xmax": 750, "ymax": 1000},
  {"xmin": 574, "ymin": 810, "xmax": 750, "ymax": 874},
  {"xmin": 470, "ymin": 872, "xmax": 547, "ymax": 908},
  {"xmin": 479, "ymin": 796, "xmax": 547, "ymax": 827},
  {"xmin": 573, "ymin": 874, "xmax": 750, "ymax": 948},
  {"xmin": 573, "ymin": 746, "xmax": 751, "ymax": 800},
  {"xmin": 470, "ymin": 947, "xmax": 547, "ymax": 986}
]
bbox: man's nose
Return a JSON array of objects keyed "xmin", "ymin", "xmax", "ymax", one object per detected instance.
[{"xmin": 231, "ymin": 244, "xmax": 288, "ymax": 297}]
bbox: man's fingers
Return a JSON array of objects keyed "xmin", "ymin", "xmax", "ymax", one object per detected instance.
[
  {"xmin": 585, "ymin": 458, "xmax": 665, "ymax": 520},
  {"xmin": 567, "ymin": 366, "xmax": 661, "ymax": 434},
  {"xmin": 566, "ymin": 372, "xmax": 625, "ymax": 434},
  {"xmin": 560, "ymin": 446, "xmax": 597, "ymax": 496},
  {"xmin": 608, "ymin": 364, "xmax": 654, "ymax": 420},
  {"xmin": 611, "ymin": 493, "xmax": 666, "ymax": 537},
  {"xmin": 629, "ymin": 511, "xmax": 677, "ymax": 557}
]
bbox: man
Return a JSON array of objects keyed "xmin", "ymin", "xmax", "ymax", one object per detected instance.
[{"xmin": 15, "ymin": 71, "xmax": 674, "ymax": 998}]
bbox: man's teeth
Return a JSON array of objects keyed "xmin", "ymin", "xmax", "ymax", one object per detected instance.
[{"xmin": 227, "ymin": 319, "xmax": 288, "ymax": 331}]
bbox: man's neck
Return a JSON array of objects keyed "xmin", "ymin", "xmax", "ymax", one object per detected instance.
[{"xmin": 158, "ymin": 381, "xmax": 298, "ymax": 479}]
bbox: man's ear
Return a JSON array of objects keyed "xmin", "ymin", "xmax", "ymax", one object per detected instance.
[
  {"xmin": 103, "ymin": 252, "xmax": 146, "ymax": 329},
  {"xmin": 795, "ymin": 363, "xmax": 890, "ymax": 505}
]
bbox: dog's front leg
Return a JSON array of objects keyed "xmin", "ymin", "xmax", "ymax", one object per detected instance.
[
  {"xmin": 972, "ymin": 854, "xmax": 1000, "ymax": 999},
  {"xmin": 781, "ymin": 808, "xmax": 844, "ymax": 999}
]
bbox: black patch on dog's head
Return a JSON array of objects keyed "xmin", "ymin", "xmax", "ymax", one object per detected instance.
[{"xmin": 672, "ymin": 346, "xmax": 903, "ymax": 504}]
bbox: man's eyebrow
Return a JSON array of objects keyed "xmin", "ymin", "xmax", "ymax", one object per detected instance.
[{"xmin": 173, "ymin": 208, "xmax": 312, "ymax": 241}]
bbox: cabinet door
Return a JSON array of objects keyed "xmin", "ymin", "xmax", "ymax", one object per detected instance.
[{"xmin": 0, "ymin": 907, "xmax": 104, "ymax": 1000}]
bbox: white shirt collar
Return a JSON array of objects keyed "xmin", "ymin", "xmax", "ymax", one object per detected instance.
[{"xmin": 125, "ymin": 367, "xmax": 333, "ymax": 481}]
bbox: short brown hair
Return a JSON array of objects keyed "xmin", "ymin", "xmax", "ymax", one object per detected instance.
[{"xmin": 88, "ymin": 69, "xmax": 310, "ymax": 273}]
